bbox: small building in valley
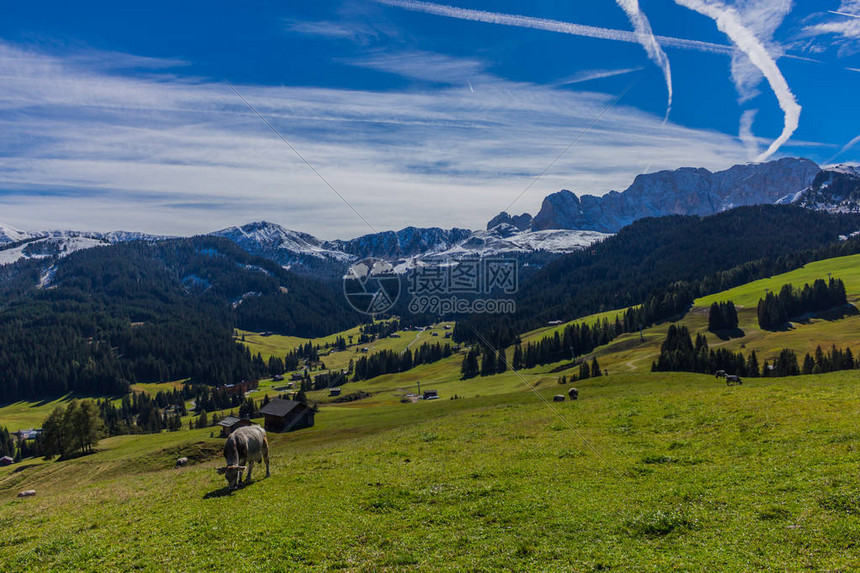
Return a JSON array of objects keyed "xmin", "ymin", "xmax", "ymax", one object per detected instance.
[
  {"xmin": 330, "ymin": 388, "xmax": 341, "ymax": 397},
  {"xmin": 219, "ymin": 379, "xmax": 259, "ymax": 397},
  {"xmin": 217, "ymin": 416, "xmax": 253, "ymax": 437},
  {"xmin": 0, "ymin": 456, "xmax": 13, "ymax": 466},
  {"xmin": 258, "ymin": 398, "xmax": 315, "ymax": 433},
  {"xmin": 423, "ymin": 390, "xmax": 439, "ymax": 400}
]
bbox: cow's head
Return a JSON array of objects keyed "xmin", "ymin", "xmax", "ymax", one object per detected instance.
[{"xmin": 216, "ymin": 465, "xmax": 246, "ymax": 489}]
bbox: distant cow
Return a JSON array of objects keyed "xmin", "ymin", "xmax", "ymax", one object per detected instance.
[
  {"xmin": 175, "ymin": 457, "xmax": 188, "ymax": 468},
  {"xmin": 726, "ymin": 375, "xmax": 742, "ymax": 386},
  {"xmin": 17, "ymin": 490, "xmax": 36, "ymax": 498},
  {"xmin": 216, "ymin": 425, "xmax": 270, "ymax": 490},
  {"xmin": 715, "ymin": 370, "xmax": 727, "ymax": 378},
  {"xmin": 553, "ymin": 395, "xmax": 565, "ymax": 402},
  {"xmin": 568, "ymin": 387, "xmax": 579, "ymax": 400}
]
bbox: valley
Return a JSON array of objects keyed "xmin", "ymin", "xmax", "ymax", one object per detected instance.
[{"xmin": 2, "ymin": 160, "xmax": 860, "ymax": 571}]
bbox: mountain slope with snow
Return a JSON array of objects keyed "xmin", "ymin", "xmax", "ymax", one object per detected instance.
[
  {"xmin": 778, "ymin": 165, "xmax": 860, "ymax": 213},
  {"xmin": 212, "ymin": 221, "xmax": 607, "ymax": 278},
  {"xmin": 0, "ymin": 223, "xmax": 36, "ymax": 245},
  {"xmin": 0, "ymin": 229, "xmax": 172, "ymax": 266}
]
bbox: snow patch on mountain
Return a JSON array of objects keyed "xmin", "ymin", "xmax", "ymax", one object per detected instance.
[
  {"xmin": 0, "ymin": 236, "xmax": 108, "ymax": 265},
  {"xmin": 780, "ymin": 165, "xmax": 860, "ymax": 214},
  {"xmin": 0, "ymin": 223, "xmax": 35, "ymax": 244}
]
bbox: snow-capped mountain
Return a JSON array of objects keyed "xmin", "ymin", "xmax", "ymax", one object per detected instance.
[
  {"xmin": 490, "ymin": 157, "xmax": 821, "ymax": 233},
  {"xmin": 212, "ymin": 221, "xmax": 606, "ymax": 279},
  {"xmin": 0, "ymin": 227, "xmax": 172, "ymax": 266},
  {"xmin": 331, "ymin": 227, "xmax": 474, "ymax": 260},
  {"xmin": 424, "ymin": 224, "xmax": 607, "ymax": 261},
  {"xmin": 777, "ymin": 165, "xmax": 860, "ymax": 213},
  {"xmin": 0, "ymin": 223, "xmax": 36, "ymax": 245}
]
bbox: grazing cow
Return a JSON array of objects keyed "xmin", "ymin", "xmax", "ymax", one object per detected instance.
[
  {"xmin": 216, "ymin": 425, "xmax": 270, "ymax": 490},
  {"xmin": 553, "ymin": 395, "xmax": 565, "ymax": 402},
  {"xmin": 18, "ymin": 490, "xmax": 36, "ymax": 497},
  {"xmin": 568, "ymin": 387, "xmax": 579, "ymax": 400},
  {"xmin": 715, "ymin": 370, "xmax": 727, "ymax": 379},
  {"xmin": 175, "ymin": 457, "xmax": 188, "ymax": 468},
  {"xmin": 726, "ymin": 375, "xmax": 742, "ymax": 386}
]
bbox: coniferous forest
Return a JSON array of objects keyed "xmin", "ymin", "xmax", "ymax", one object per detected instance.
[
  {"xmin": 757, "ymin": 277, "xmax": 848, "ymax": 329},
  {"xmin": 0, "ymin": 237, "xmax": 362, "ymax": 402}
]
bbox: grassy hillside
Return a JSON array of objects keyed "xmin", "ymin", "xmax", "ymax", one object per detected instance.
[
  {"xmin": 2, "ymin": 370, "xmax": 859, "ymax": 570},
  {"xmin": 563, "ymin": 253, "xmax": 860, "ymax": 376}
]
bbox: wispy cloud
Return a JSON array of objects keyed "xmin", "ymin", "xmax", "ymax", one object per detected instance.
[
  {"xmin": 802, "ymin": 2, "xmax": 860, "ymax": 56},
  {"xmin": 614, "ymin": 0, "xmax": 673, "ymax": 121},
  {"xmin": 373, "ymin": 0, "xmax": 735, "ymax": 55},
  {"xmin": 0, "ymin": 41, "xmax": 751, "ymax": 238},
  {"xmin": 674, "ymin": 0, "xmax": 801, "ymax": 161},
  {"xmin": 738, "ymin": 109, "xmax": 759, "ymax": 158}
]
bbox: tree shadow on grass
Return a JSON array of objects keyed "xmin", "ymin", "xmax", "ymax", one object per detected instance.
[
  {"xmin": 11, "ymin": 463, "xmax": 41, "ymax": 473},
  {"xmin": 709, "ymin": 328, "xmax": 746, "ymax": 341}
]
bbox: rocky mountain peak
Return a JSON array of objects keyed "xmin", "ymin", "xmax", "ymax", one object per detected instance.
[{"xmin": 531, "ymin": 157, "xmax": 820, "ymax": 232}]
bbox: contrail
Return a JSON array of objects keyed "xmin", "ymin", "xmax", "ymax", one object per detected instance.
[
  {"xmin": 615, "ymin": 0, "xmax": 673, "ymax": 122},
  {"xmin": 673, "ymin": 0, "xmax": 801, "ymax": 161},
  {"xmin": 829, "ymin": 10, "xmax": 860, "ymax": 19},
  {"xmin": 374, "ymin": 0, "xmax": 734, "ymax": 55},
  {"xmin": 826, "ymin": 134, "xmax": 860, "ymax": 164}
]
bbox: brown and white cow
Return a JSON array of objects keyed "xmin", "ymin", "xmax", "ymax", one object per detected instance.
[{"xmin": 216, "ymin": 425, "xmax": 270, "ymax": 490}]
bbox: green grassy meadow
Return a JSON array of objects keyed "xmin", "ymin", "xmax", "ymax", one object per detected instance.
[{"xmin": 2, "ymin": 370, "xmax": 860, "ymax": 571}]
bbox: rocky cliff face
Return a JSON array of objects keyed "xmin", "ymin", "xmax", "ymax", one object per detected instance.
[
  {"xmin": 525, "ymin": 157, "xmax": 821, "ymax": 232},
  {"xmin": 486, "ymin": 212, "xmax": 533, "ymax": 231}
]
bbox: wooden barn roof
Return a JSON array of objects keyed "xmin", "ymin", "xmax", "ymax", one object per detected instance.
[{"xmin": 258, "ymin": 398, "xmax": 308, "ymax": 418}]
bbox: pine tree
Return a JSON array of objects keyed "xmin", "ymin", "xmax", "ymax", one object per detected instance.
[
  {"xmin": 746, "ymin": 350, "xmax": 759, "ymax": 378},
  {"xmin": 496, "ymin": 350, "xmax": 507, "ymax": 374},
  {"xmin": 480, "ymin": 347, "xmax": 496, "ymax": 377},
  {"xmin": 460, "ymin": 348, "xmax": 480, "ymax": 379},
  {"xmin": 579, "ymin": 361, "xmax": 590, "ymax": 380},
  {"xmin": 802, "ymin": 353, "xmax": 815, "ymax": 375},
  {"xmin": 512, "ymin": 344, "xmax": 524, "ymax": 370}
]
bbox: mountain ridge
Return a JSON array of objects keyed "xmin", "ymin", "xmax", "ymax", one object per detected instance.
[{"xmin": 493, "ymin": 157, "xmax": 822, "ymax": 233}]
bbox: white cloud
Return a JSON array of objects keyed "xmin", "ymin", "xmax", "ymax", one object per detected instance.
[
  {"xmin": 674, "ymin": 0, "xmax": 801, "ymax": 161},
  {"xmin": 0, "ymin": 41, "xmax": 752, "ymax": 239},
  {"xmin": 614, "ymin": 0, "xmax": 673, "ymax": 121}
]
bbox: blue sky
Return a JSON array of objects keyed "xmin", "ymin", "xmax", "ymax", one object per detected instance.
[{"xmin": 1, "ymin": 0, "xmax": 859, "ymax": 238}]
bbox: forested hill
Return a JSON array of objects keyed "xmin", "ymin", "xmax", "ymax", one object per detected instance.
[
  {"xmin": 0, "ymin": 236, "xmax": 362, "ymax": 402},
  {"xmin": 456, "ymin": 205, "xmax": 860, "ymax": 345}
]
